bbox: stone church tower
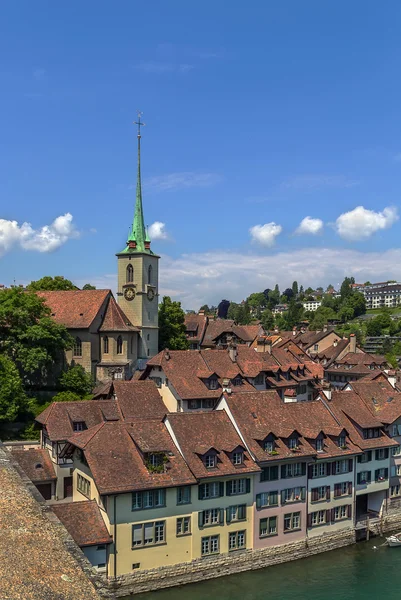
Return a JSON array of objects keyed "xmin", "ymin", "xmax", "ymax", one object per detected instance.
[{"xmin": 116, "ymin": 115, "xmax": 159, "ymax": 363}]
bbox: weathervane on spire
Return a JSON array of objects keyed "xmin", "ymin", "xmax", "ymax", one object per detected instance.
[{"xmin": 134, "ymin": 111, "xmax": 145, "ymax": 138}]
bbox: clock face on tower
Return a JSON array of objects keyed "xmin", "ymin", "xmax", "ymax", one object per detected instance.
[
  {"xmin": 147, "ymin": 288, "xmax": 155, "ymax": 301},
  {"xmin": 124, "ymin": 287, "xmax": 136, "ymax": 301}
]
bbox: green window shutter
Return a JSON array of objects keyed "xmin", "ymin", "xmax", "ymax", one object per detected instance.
[
  {"xmin": 226, "ymin": 507, "xmax": 231, "ymax": 524},
  {"xmin": 256, "ymin": 494, "xmax": 261, "ymax": 509},
  {"xmin": 226, "ymin": 481, "xmax": 231, "ymax": 496},
  {"xmin": 281, "ymin": 490, "xmax": 286, "ymax": 505},
  {"xmin": 367, "ymin": 451, "xmax": 372, "ymax": 461},
  {"xmin": 384, "ymin": 468, "xmax": 389, "ymax": 479},
  {"xmin": 281, "ymin": 465, "xmax": 286, "ymax": 479},
  {"xmin": 198, "ymin": 485, "xmax": 204, "ymax": 500},
  {"xmin": 384, "ymin": 449, "xmax": 389, "ymax": 459},
  {"xmin": 301, "ymin": 462, "xmax": 306, "ymax": 476},
  {"xmin": 375, "ymin": 469, "xmax": 379, "ymax": 482},
  {"xmin": 357, "ymin": 473, "xmax": 361, "ymax": 484},
  {"xmin": 367, "ymin": 471, "xmax": 371, "ymax": 483},
  {"xmin": 219, "ymin": 508, "xmax": 225, "ymax": 525},
  {"xmin": 219, "ymin": 482, "xmax": 225, "ymax": 497},
  {"xmin": 239, "ymin": 504, "xmax": 246, "ymax": 519},
  {"xmin": 357, "ymin": 455, "xmax": 361, "ymax": 463},
  {"xmin": 301, "ymin": 487, "xmax": 306, "ymax": 501},
  {"xmin": 375, "ymin": 450, "xmax": 379, "ymax": 461},
  {"xmin": 246, "ymin": 479, "xmax": 251, "ymax": 494},
  {"xmin": 271, "ymin": 465, "xmax": 278, "ymax": 480},
  {"xmin": 198, "ymin": 511, "xmax": 204, "ymax": 528}
]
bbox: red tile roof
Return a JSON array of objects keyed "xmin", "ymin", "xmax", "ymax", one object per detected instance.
[
  {"xmin": 11, "ymin": 448, "xmax": 56, "ymax": 482},
  {"xmin": 184, "ymin": 314, "xmax": 208, "ymax": 343},
  {"xmin": 112, "ymin": 381, "xmax": 167, "ymax": 420},
  {"xmin": 66, "ymin": 420, "xmax": 196, "ymax": 494},
  {"xmin": 52, "ymin": 500, "xmax": 112, "ymax": 547},
  {"xmin": 167, "ymin": 411, "xmax": 260, "ymax": 479},
  {"xmin": 202, "ymin": 319, "xmax": 235, "ymax": 346},
  {"xmin": 350, "ymin": 381, "xmax": 401, "ymax": 424},
  {"xmin": 37, "ymin": 289, "xmax": 110, "ymax": 329},
  {"xmin": 99, "ymin": 296, "xmax": 139, "ymax": 332}
]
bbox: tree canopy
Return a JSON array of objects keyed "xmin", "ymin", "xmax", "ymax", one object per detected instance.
[
  {"xmin": 158, "ymin": 296, "xmax": 189, "ymax": 351},
  {"xmin": 0, "ymin": 355, "xmax": 27, "ymax": 422},
  {"xmin": 59, "ymin": 364, "xmax": 93, "ymax": 396},
  {"xmin": 27, "ymin": 276, "xmax": 77, "ymax": 291},
  {"xmin": 217, "ymin": 299, "xmax": 230, "ymax": 319},
  {"xmin": 82, "ymin": 283, "xmax": 96, "ymax": 290}
]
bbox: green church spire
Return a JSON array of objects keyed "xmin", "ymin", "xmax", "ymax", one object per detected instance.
[{"xmin": 120, "ymin": 111, "xmax": 152, "ymax": 254}]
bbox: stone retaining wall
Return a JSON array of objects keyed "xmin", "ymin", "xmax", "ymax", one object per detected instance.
[{"xmin": 109, "ymin": 527, "xmax": 356, "ymax": 597}]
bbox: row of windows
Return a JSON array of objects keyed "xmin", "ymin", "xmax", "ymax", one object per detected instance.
[
  {"xmin": 311, "ymin": 482, "xmax": 352, "ymax": 501},
  {"xmin": 357, "ymin": 468, "xmax": 388, "ymax": 484},
  {"xmin": 256, "ymin": 487, "xmax": 306, "ymax": 508},
  {"xmin": 77, "ymin": 474, "xmax": 91, "ymax": 497},
  {"xmin": 126, "ymin": 264, "xmax": 153, "ymax": 285},
  {"xmin": 198, "ymin": 504, "xmax": 247, "ymax": 527},
  {"xmin": 73, "ymin": 335, "xmax": 129, "ymax": 357},
  {"xmin": 310, "ymin": 459, "xmax": 353, "ymax": 478},
  {"xmin": 259, "ymin": 512, "xmax": 301, "ymax": 537},
  {"xmin": 309, "ymin": 504, "xmax": 352, "ymax": 526}
]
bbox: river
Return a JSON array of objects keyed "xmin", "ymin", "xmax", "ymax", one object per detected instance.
[{"xmin": 126, "ymin": 539, "xmax": 401, "ymax": 600}]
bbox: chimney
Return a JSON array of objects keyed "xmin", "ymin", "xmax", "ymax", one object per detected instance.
[
  {"xmin": 198, "ymin": 309, "xmax": 205, "ymax": 316},
  {"xmin": 165, "ymin": 349, "xmax": 170, "ymax": 361},
  {"xmin": 323, "ymin": 324, "xmax": 328, "ymax": 332},
  {"xmin": 228, "ymin": 342, "xmax": 238, "ymax": 363},
  {"xmin": 292, "ymin": 327, "xmax": 297, "ymax": 337},
  {"xmin": 349, "ymin": 334, "xmax": 356, "ymax": 354},
  {"xmin": 333, "ymin": 340, "xmax": 338, "ymax": 347}
]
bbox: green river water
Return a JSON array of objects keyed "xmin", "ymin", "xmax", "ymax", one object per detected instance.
[{"xmin": 127, "ymin": 539, "xmax": 401, "ymax": 600}]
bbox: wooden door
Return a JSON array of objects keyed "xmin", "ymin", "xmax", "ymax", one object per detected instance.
[{"xmin": 64, "ymin": 476, "xmax": 73, "ymax": 498}]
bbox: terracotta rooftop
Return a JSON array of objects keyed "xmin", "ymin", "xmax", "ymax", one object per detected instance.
[
  {"xmin": 184, "ymin": 313, "xmax": 208, "ymax": 343},
  {"xmin": 99, "ymin": 295, "xmax": 139, "ymax": 332},
  {"xmin": 167, "ymin": 410, "xmax": 260, "ymax": 479},
  {"xmin": 52, "ymin": 500, "xmax": 112, "ymax": 547},
  {"xmin": 350, "ymin": 381, "xmax": 401, "ymax": 424},
  {"xmin": 66, "ymin": 420, "xmax": 196, "ymax": 494},
  {"xmin": 38, "ymin": 289, "xmax": 110, "ymax": 329},
  {"xmin": 337, "ymin": 352, "xmax": 388, "ymax": 366},
  {"xmin": 11, "ymin": 448, "xmax": 56, "ymax": 482},
  {"xmin": 112, "ymin": 380, "xmax": 167, "ymax": 420},
  {"xmin": 202, "ymin": 319, "xmax": 235, "ymax": 346}
]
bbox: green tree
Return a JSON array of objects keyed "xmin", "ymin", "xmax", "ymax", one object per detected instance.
[
  {"xmin": 366, "ymin": 318, "xmax": 383, "ymax": 336},
  {"xmin": 345, "ymin": 292, "xmax": 366, "ymax": 317},
  {"xmin": 52, "ymin": 391, "xmax": 82, "ymax": 402},
  {"xmin": 235, "ymin": 303, "xmax": 251, "ymax": 325},
  {"xmin": 0, "ymin": 288, "xmax": 72, "ymax": 388},
  {"xmin": 27, "ymin": 276, "xmax": 77, "ymax": 291},
  {"xmin": 0, "ymin": 355, "xmax": 27, "ymax": 422},
  {"xmin": 199, "ymin": 304, "xmax": 210, "ymax": 313},
  {"xmin": 82, "ymin": 283, "xmax": 96, "ymax": 290},
  {"xmin": 309, "ymin": 307, "xmax": 337, "ymax": 330},
  {"xmin": 59, "ymin": 364, "xmax": 93, "ymax": 396},
  {"xmin": 158, "ymin": 296, "xmax": 189, "ymax": 351},
  {"xmin": 338, "ymin": 306, "xmax": 354, "ymax": 323},
  {"xmin": 227, "ymin": 302, "xmax": 239, "ymax": 320},
  {"xmin": 260, "ymin": 308, "xmax": 275, "ymax": 331},
  {"xmin": 292, "ymin": 281, "xmax": 299, "ymax": 296},
  {"xmin": 286, "ymin": 299, "xmax": 304, "ymax": 329},
  {"xmin": 247, "ymin": 292, "xmax": 266, "ymax": 316},
  {"xmin": 304, "ymin": 287, "xmax": 314, "ymax": 296},
  {"xmin": 267, "ymin": 287, "xmax": 280, "ymax": 308},
  {"xmin": 340, "ymin": 277, "xmax": 354, "ymax": 301}
]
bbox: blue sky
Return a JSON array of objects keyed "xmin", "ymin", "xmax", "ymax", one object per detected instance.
[{"xmin": 2, "ymin": 1, "xmax": 401, "ymax": 309}]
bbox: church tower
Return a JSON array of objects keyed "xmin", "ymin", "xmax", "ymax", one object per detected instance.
[{"xmin": 116, "ymin": 113, "xmax": 159, "ymax": 363}]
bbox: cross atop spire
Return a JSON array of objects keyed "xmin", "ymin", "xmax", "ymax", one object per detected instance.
[{"xmin": 134, "ymin": 111, "xmax": 145, "ymax": 138}]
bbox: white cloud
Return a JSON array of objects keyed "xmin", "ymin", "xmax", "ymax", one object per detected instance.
[
  {"xmin": 249, "ymin": 223, "xmax": 282, "ymax": 246},
  {"xmin": 282, "ymin": 174, "xmax": 360, "ymax": 190},
  {"xmin": 335, "ymin": 205, "xmax": 398, "ymax": 241},
  {"xmin": 295, "ymin": 216, "xmax": 324, "ymax": 235},
  {"xmin": 148, "ymin": 221, "xmax": 168, "ymax": 240},
  {"xmin": 0, "ymin": 213, "xmax": 78, "ymax": 257},
  {"xmin": 133, "ymin": 62, "xmax": 194, "ymax": 74},
  {"xmin": 144, "ymin": 172, "xmax": 222, "ymax": 192}
]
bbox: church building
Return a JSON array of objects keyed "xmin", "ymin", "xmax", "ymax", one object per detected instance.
[{"xmin": 39, "ymin": 118, "xmax": 159, "ymax": 382}]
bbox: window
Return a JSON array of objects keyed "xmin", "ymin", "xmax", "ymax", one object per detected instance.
[
  {"xmin": 363, "ymin": 428, "xmax": 380, "ymax": 439},
  {"xmin": 232, "ymin": 377, "xmax": 242, "ymax": 386},
  {"xmin": 392, "ymin": 424, "xmax": 399, "ymax": 437},
  {"xmin": 201, "ymin": 535, "xmax": 219, "ymax": 556},
  {"xmin": 392, "ymin": 445, "xmax": 401, "ymax": 456},
  {"xmin": 103, "ymin": 336, "xmax": 109, "ymax": 354},
  {"xmin": 333, "ymin": 460, "xmax": 350, "ymax": 475},
  {"xmin": 147, "ymin": 453, "xmax": 165, "ymax": 469},
  {"xmin": 228, "ymin": 530, "xmax": 246, "ymax": 551},
  {"xmin": 256, "ymin": 491, "xmax": 278, "ymax": 508},
  {"xmin": 282, "ymin": 463, "xmax": 305, "ymax": 478},
  {"xmin": 177, "ymin": 486, "xmax": 191, "ymax": 505},
  {"xmin": 358, "ymin": 451, "xmax": 372, "ymax": 464},
  {"xmin": 289, "ymin": 437, "xmax": 298, "ymax": 450},
  {"xmin": 176, "ymin": 516, "xmax": 191, "ymax": 536},
  {"xmin": 73, "ymin": 421, "xmax": 86, "ymax": 432},
  {"xmin": 281, "ymin": 487, "xmax": 305, "ymax": 504},
  {"xmin": 200, "ymin": 508, "xmax": 222, "ymax": 527},
  {"xmin": 334, "ymin": 481, "xmax": 351, "ymax": 497},
  {"xmin": 260, "ymin": 465, "xmax": 279, "ymax": 482},
  {"xmin": 311, "ymin": 463, "xmax": 327, "ymax": 478},
  {"xmin": 96, "ymin": 545, "xmax": 106, "ymax": 551},
  {"xmin": 77, "ymin": 474, "xmax": 91, "ymax": 497},
  {"xmin": 205, "ymin": 454, "xmax": 217, "ymax": 469},
  {"xmin": 311, "ymin": 510, "xmax": 326, "ymax": 526},
  {"xmin": 375, "ymin": 468, "xmax": 388, "ymax": 482},
  {"xmin": 232, "ymin": 452, "xmax": 243, "ymax": 465},
  {"xmin": 338, "ymin": 435, "xmax": 346, "ymax": 448},
  {"xmin": 148, "ymin": 265, "xmax": 152, "ymax": 285},
  {"xmin": 132, "ymin": 489, "xmax": 166, "ymax": 510},
  {"xmin": 391, "ymin": 485, "xmax": 401, "ymax": 497},
  {"xmin": 259, "ymin": 516, "xmax": 277, "ymax": 537},
  {"xmin": 311, "ymin": 486, "xmax": 328, "ymax": 502},
  {"xmin": 357, "ymin": 471, "xmax": 371, "ymax": 484},
  {"xmin": 284, "ymin": 512, "xmax": 301, "ymax": 531},
  {"xmin": 126, "ymin": 264, "xmax": 134, "ymax": 283},
  {"xmin": 254, "ymin": 373, "xmax": 264, "ymax": 385},
  {"xmin": 264, "ymin": 440, "xmax": 274, "ymax": 453},
  {"xmin": 226, "ymin": 504, "xmax": 246, "ymax": 523},
  {"xmin": 316, "ymin": 439, "xmax": 324, "ymax": 452},
  {"xmin": 209, "ymin": 378, "xmax": 218, "ymax": 390},
  {"xmin": 199, "ymin": 482, "xmax": 223, "ymax": 500},
  {"xmin": 150, "ymin": 376, "xmax": 162, "ymax": 389},
  {"xmin": 375, "ymin": 449, "xmax": 389, "ymax": 460},
  {"xmin": 73, "ymin": 337, "xmax": 82, "ymax": 357},
  {"xmin": 334, "ymin": 505, "xmax": 348, "ymax": 520},
  {"xmin": 313, "ymin": 344, "xmax": 319, "ymax": 351},
  {"xmin": 132, "ymin": 521, "xmax": 165, "ymax": 547},
  {"xmin": 226, "ymin": 479, "xmax": 250, "ymax": 496},
  {"xmin": 116, "ymin": 336, "xmax": 123, "ymax": 354}
]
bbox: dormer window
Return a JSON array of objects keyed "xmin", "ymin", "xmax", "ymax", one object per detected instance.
[
  {"xmin": 338, "ymin": 435, "xmax": 346, "ymax": 448},
  {"xmin": 254, "ymin": 373, "xmax": 264, "ymax": 385},
  {"xmin": 208, "ymin": 378, "xmax": 218, "ymax": 390},
  {"xmin": 73, "ymin": 421, "xmax": 87, "ymax": 432},
  {"xmin": 232, "ymin": 452, "xmax": 243, "ymax": 465},
  {"xmin": 264, "ymin": 440, "xmax": 274, "ymax": 453},
  {"xmin": 363, "ymin": 428, "xmax": 380, "ymax": 439},
  {"xmin": 205, "ymin": 454, "xmax": 217, "ymax": 469},
  {"xmin": 232, "ymin": 376, "xmax": 242, "ymax": 386},
  {"xmin": 316, "ymin": 438, "xmax": 324, "ymax": 452},
  {"xmin": 289, "ymin": 437, "xmax": 298, "ymax": 450},
  {"xmin": 146, "ymin": 453, "xmax": 167, "ymax": 473}
]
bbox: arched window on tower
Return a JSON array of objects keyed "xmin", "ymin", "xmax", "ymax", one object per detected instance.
[
  {"xmin": 148, "ymin": 264, "xmax": 152, "ymax": 285},
  {"xmin": 117, "ymin": 336, "xmax": 123, "ymax": 355},
  {"xmin": 103, "ymin": 336, "xmax": 109, "ymax": 354},
  {"xmin": 73, "ymin": 337, "xmax": 82, "ymax": 357},
  {"xmin": 126, "ymin": 264, "xmax": 134, "ymax": 283}
]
